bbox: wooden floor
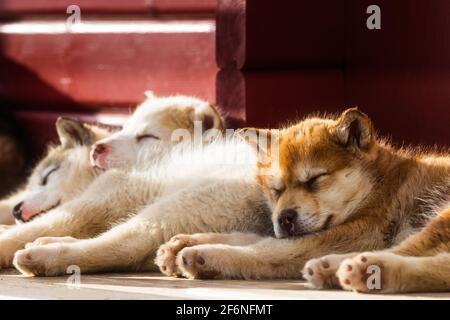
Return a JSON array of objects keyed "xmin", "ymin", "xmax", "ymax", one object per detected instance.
[{"xmin": 1, "ymin": 270, "xmax": 449, "ymax": 300}]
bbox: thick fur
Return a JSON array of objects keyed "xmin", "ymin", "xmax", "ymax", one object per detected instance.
[
  {"xmin": 153, "ymin": 109, "xmax": 450, "ymax": 291},
  {"xmin": 0, "ymin": 94, "xmax": 274, "ymax": 276},
  {"xmin": 5, "ymin": 106, "xmax": 450, "ymax": 295},
  {"xmin": 0, "ymin": 93, "xmax": 222, "ymax": 225},
  {"xmin": 10, "ymin": 137, "xmax": 272, "ymax": 276}
]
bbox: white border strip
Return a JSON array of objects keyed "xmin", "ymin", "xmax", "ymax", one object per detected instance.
[{"xmin": 0, "ymin": 21, "xmax": 215, "ymax": 34}]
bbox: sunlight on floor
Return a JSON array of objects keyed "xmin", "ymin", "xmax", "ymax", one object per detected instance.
[{"xmin": 1, "ymin": 270, "xmax": 450, "ymax": 300}]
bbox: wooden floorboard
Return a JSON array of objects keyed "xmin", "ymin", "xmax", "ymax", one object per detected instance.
[{"xmin": 0, "ymin": 270, "xmax": 449, "ymax": 300}]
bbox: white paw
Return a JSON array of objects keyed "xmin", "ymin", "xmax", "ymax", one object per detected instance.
[
  {"xmin": 13, "ymin": 244, "xmax": 70, "ymax": 276},
  {"xmin": 155, "ymin": 234, "xmax": 199, "ymax": 277},
  {"xmin": 176, "ymin": 246, "xmax": 222, "ymax": 279},
  {"xmin": 336, "ymin": 252, "xmax": 402, "ymax": 293},
  {"xmin": 303, "ymin": 254, "xmax": 348, "ymax": 289}
]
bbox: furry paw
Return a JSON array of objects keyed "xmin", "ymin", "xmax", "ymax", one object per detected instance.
[
  {"xmin": 25, "ymin": 236, "xmax": 78, "ymax": 249},
  {"xmin": 176, "ymin": 246, "xmax": 222, "ymax": 279},
  {"xmin": 336, "ymin": 252, "xmax": 403, "ymax": 293},
  {"xmin": 155, "ymin": 234, "xmax": 199, "ymax": 277},
  {"xmin": 303, "ymin": 254, "xmax": 353, "ymax": 289},
  {"xmin": 13, "ymin": 244, "xmax": 71, "ymax": 276}
]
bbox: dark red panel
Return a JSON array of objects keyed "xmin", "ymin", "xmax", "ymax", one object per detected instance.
[
  {"xmin": 0, "ymin": 111, "xmax": 26, "ymax": 197},
  {"xmin": 0, "ymin": 19, "xmax": 217, "ymax": 110},
  {"xmin": 0, "ymin": 0, "xmax": 216, "ymax": 16},
  {"xmin": 344, "ymin": 0, "xmax": 450, "ymax": 146},
  {"xmin": 215, "ymin": 0, "xmax": 450, "ymax": 146},
  {"xmin": 346, "ymin": 0, "xmax": 450, "ymax": 70},
  {"xmin": 345, "ymin": 69, "xmax": 450, "ymax": 147},
  {"xmin": 151, "ymin": 0, "xmax": 217, "ymax": 14},
  {"xmin": 216, "ymin": 0, "xmax": 345, "ymax": 70},
  {"xmin": 217, "ymin": 68, "xmax": 345, "ymax": 128}
]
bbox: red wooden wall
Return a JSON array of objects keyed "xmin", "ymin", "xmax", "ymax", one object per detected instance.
[
  {"xmin": 0, "ymin": 0, "xmax": 218, "ymax": 153},
  {"xmin": 0, "ymin": 0, "xmax": 217, "ymax": 16},
  {"xmin": 216, "ymin": 0, "xmax": 450, "ymax": 146},
  {"xmin": 0, "ymin": 0, "xmax": 449, "ymax": 155}
]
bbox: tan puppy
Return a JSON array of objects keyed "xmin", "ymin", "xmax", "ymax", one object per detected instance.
[{"xmin": 155, "ymin": 109, "xmax": 449, "ymax": 291}]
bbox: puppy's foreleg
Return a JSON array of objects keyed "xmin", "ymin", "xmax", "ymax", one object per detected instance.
[
  {"xmin": 0, "ymin": 203, "xmax": 110, "ymax": 268},
  {"xmin": 336, "ymin": 252, "xmax": 450, "ymax": 293},
  {"xmin": 172, "ymin": 218, "xmax": 386, "ymax": 280},
  {"xmin": 13, "ymin": 206, "xmax": 181, "ymax": 276},
  {"xmin": 0, "ymin": 171, "xmax": 141, "ymax": 268},
  {"xmin": 156, "ymin": 232, "xmax": 264, "ymax": 276},
  {"xmin": 389, "ymin": 208, "xmax": 450, "ymax": 257},
  {"xmin": 333, "ymin": 208, "xmax": 450, "ymax": 293},
  {"xmin": 13, "ymin": 183, "xmax": 269, "ymax": 276}
]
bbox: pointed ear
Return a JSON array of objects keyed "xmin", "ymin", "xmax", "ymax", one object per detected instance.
[
  {"xmin": 56, "ymin": 117, "xmax": 95, "ymax": 148},
  {"xmin": 331, "ymin": 108, "xmax": 375, "ymax": 149},
  {"xmin": 237, "ymin": 127, "xmax": 279, "ymax": 155}
]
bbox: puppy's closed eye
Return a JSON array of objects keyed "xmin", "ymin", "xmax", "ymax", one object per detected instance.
[
  {"xmin": 304, "ymin": 173, "xmax": 328, "ymax": 190},
  {"xmin": 270, "ymin": 187, "xmax": 285, "ymax": 200},
  {"xmin": 41, "ymin": 167, "xmax": 59, "ymax": 186},
  {"xmin": 136, "ymin": 134, "xmax": 160, "ymax": 143}
]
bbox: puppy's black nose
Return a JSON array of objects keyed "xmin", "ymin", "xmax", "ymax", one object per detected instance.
[
  {"xmin": 13, "ymin": 201, "xmax": 24, "ymax": 221},
  {"xmin": 278, "ymin": 209, "xmax": 298, "ymax": 235}
]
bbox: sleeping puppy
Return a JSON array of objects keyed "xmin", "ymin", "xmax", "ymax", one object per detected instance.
[
  {"xmin": 0, "ymin": 117, "xmax": 110, "ymax": 226},
  {"xmin": 0, "ymin": 92, "xmax": 223, "ymax": 226}
]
